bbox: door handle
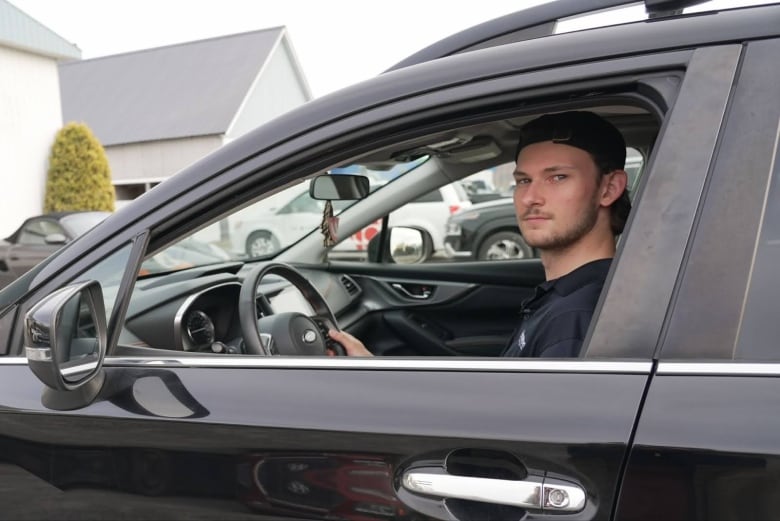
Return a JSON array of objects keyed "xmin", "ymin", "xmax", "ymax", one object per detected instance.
[
  {"xmin": 402, "ymin": 471, "xmax": 586, "ymax": 512},
  {"xmin": 390, "ymin": 283, "xmax": 432, "ymax": 299}
]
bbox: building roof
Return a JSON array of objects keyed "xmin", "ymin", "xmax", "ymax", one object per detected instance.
[
  {"xmin": 0, "ymin": 0, "xmax": 81, "ymax": 60},
  {"xmin": 59, "ymin": 27, "xmax": 301, "ymax": 146}
]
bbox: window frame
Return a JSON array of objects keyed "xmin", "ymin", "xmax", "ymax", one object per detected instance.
[
  {"xmin": 585, "ymin": 44, "xmax": 744, "ymax": 359},
  {"xmin": 11, "ymin": 50, "xmax": 702, "ymax": 364},
  {"xmin": 658, "ymin": 38, "xmax": 780, "ymax": 361}
]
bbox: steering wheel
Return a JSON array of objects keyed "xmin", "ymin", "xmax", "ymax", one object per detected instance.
[{"xmin": 238, "ymin": 263, "xmax": 346, "ymax": 356}]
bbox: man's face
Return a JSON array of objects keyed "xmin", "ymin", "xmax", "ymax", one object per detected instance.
[{"xmin": 513, "ymin": 141, "xmax": 603, "ymax": 252}]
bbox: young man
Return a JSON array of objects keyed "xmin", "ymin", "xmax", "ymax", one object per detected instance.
[{"xmin": 329, "ymin": 110, "xmax": 630, "ymax": 358}]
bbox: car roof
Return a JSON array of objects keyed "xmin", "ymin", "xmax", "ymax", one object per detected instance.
[{"xmin": 387, "ymin": 0, "xmax": 768, "ymax": 70}]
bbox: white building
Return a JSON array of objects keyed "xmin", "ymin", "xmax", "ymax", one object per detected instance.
[
  {"xmin": 1, "ymin": 0, "xmax": 312, "ymax": 241},
  {"xmin": 0, "ymin": 0, "xmax": 81, "ymax": 237},
  {"xmin": 59, "ymin": 28, "xmax": 313, "ymax": 208}
]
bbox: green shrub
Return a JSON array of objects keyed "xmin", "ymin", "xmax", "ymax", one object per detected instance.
[{"xmin": 44, "ymin": 122, "xmax": 115, "ymax": 212}]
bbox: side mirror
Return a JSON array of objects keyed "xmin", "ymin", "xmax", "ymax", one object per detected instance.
[
  {"xmin": 368, "ymin": 226, "xmax": 433, "ymax": 264},
  {"xmin": 24, "ymin": 280, "xmax": 107, "ymax": 410},
  {"xmin": 44, "ymin": 233, "xmax": 68, "ymax": 245},
  {"xmin": 310, "ymin": 174, "xmax": 370, "ymax": 200}
]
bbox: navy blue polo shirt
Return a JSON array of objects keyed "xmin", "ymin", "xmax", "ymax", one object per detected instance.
[{"xmin": 502, "ymin": 258, "xmax": 611, "ymax": 358}]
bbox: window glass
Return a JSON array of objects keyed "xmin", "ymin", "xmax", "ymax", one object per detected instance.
[
  {"xmin": 138, "ymin": 141, "xmax": 644, "ymax": 269},
  {"xmin": 625, "ymin": 148, "xmax": 644, "ymax": 191},
  {"xmin": 19, "ymin": 220, "xmax": 64, "ymax": 245},
  {"xmin": 59, "ymin": 212, "xmax": 110, "ymax": 237},
  {"xmin": 75, "ymin": 243, "xmax": 133, "ymax": 326},
  {"xmin": 139, "ymin": 157, "xmax": 431, "ymax": 264},
  {"xmin": 411, "ymin": 189, "xmax": 444, "ymax": 203},
  {"xmin": 280, "ymin": 192, "xmax": 325, "ymax": 214}
]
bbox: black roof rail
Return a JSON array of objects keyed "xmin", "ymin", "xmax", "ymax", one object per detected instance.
[
  {"xmin": 387, "ymin": 0, "xmax": 710, "ymax": 71},
  {"xmin": 645, "ymin": 0, "xmax": 709, "ymax": 17}
]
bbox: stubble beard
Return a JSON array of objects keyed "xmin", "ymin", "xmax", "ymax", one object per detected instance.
[{"xmin": 521, "ymin": 195, "xmax": 600, "ymax": 253}]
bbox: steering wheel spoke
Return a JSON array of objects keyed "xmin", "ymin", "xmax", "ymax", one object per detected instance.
[
  {"xmin": 255, "ymin": 293, "xmax": 273, "ymax": 317},
  {"xmin": 239, "ymin": 263, "xmax": 345, "ymax": 356}
]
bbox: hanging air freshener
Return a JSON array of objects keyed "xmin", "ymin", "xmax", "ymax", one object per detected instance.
[{"xmin": 320, "ymin": 199, "xmax": 339, "ymax": 246}]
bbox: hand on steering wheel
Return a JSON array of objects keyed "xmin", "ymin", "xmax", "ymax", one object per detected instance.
[{"xmin": 327, "ymin": 329, "xmax": 373, "ymax": 356}]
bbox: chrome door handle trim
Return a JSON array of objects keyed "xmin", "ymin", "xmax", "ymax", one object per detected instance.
[
  {"xmin": 402, "ymin": 471, "xmax": 586, "ymax": 512},
  {"xmin": 390, "ymin": 283, "xmax": 431, "ymax": 299}
]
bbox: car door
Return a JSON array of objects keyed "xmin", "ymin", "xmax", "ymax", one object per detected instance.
[
  {"xmin": 323, "ymin": 258, "xmax": 544, "ymax": 357},
  {"xmin": 616, "ymin": 38, "xmax": 780, "ymax": 521},
  {"xmin": 0, "ymin": 33, "xmax": 741, "ymax": 521}
]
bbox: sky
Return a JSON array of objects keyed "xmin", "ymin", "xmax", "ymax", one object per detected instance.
[
  {"xmin": 8, "ymin": 0, "xmax": 547, "ymax": 97},
  {"xmin": 8, "ymin": 0, "xmax": 772, "ymax": 98}
]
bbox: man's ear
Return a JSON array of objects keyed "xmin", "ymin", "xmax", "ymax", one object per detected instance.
[{"xmin": 600, "ymin": 169, "xmax": 628, "ymax": 206}]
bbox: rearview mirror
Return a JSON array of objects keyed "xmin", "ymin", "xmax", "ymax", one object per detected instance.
[{"xmin": 309, "ymin": 174, "xmax": 370, "ymax": 200}]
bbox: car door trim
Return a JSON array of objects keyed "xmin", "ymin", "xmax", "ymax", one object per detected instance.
[
  {"xmin": 104, "ymin": 358, "xmax": 652, "ymax": 373},
  {"xmin": 0, "ymin": 356, "xmax": 650, "ymax": 373},
  {"xmin": 657, "ymin": 362, "xmax": 780, "ymax": 376},
  {"xmin": 10, "ymin": 358, "xmax": 780, "ymax": 376}
]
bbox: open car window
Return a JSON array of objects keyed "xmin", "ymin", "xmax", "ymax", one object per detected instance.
[
  {"xmin": 107, "ymin": 95, "xmax": 664, "ymax": 360},
  {"xmin": 143, "ymin": 115, "xmax": 651, "ymax": 273}
]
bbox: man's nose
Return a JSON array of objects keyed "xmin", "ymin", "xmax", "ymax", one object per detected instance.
[{"xmin": 519, "ymin": 182, "xmax": 544, "ymax": 207}]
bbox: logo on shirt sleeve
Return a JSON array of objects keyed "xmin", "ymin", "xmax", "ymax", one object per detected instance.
[{"xmin": 517, "ymin": 330, "xmax": 526, "ymax": 352}]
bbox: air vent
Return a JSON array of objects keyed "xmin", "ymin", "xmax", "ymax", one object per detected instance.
[{"xmin": 340, "ymin": 275, "xmax": 360, "ymax": 296}]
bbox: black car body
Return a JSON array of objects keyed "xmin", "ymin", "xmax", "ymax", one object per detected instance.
[{"xmin": 1, "ymin": 1, "xmax": 780, "ymax": 520}]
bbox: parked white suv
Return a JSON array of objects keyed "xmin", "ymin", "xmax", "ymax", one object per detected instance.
[
  {"xmin": 229, "ymin": 184, "xmax": 324, "ymax": 257},
  {"xmin": 228, "ymin": 179, "xmax": 471, "ymax": 259}
]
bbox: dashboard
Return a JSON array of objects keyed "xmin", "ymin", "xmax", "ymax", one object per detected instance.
[{"xmin": 117, "ymin": 262, "xmax": 362, "ymax": 355}]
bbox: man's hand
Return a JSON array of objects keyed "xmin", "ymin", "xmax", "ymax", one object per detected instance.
[{"xmin": 328, "ymin": 329, "xmax": 374, "ymax": 357}]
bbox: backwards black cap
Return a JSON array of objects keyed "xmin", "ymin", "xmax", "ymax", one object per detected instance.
[{"xmin": 515, "ymin": 111, "xmax": 626, "ymax": 172}]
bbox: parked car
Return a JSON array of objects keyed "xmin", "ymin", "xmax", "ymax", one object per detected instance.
[
  {"xmin": 229, "ymin": 177, "xmax": 470, "ymax": 260},
  {"xmin": 0, "ymin": 211, "xmax": 109, "ymax": 289},
  {"xmin": 228, "ymin": 183, "xmax": 338, "ymax": 257},
  {"xmin": 385, "ymin": 182, "xmax": 471, "ymax": 258},
  {"xmin": 0, "ymin": 212, "xmax": 230, "ymax": 287},
  {"xmin": 460, "ymin": 178, "xmax": 505, "ymax": 204},
  {"xmin": 2, "ymin": 1, "xmax": 780, "ymax": 520},
  {"xmin": 444, "ymin": 196, "xmax": 532, "ymax": 260}
]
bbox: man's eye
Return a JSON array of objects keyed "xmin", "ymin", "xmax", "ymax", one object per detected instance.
[
  {"xmin": 515, "ymin": 178, "xmax": 530, "ymax": 185},
  {"xmin": 551, "ymin": 174, "xmax": 567, "ymax": 182}
]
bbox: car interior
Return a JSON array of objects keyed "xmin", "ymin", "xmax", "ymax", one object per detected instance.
[{"xmin": 103, "ymin": 100, "xmax": 660, "ymax": 360}]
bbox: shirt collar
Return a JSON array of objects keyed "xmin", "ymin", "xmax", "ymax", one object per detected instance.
[
  {"xmin": 520, "ymin": 258, "xmax": 612, "ymax": 311},
  {"xmin": 547, "ymin": 258, "xmax": 612, "ymax": 297}
]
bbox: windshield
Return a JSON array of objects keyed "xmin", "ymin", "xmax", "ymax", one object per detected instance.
[{"xmin": 145, "ymin": 158, "xmax": 429, "ymax": 274}]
